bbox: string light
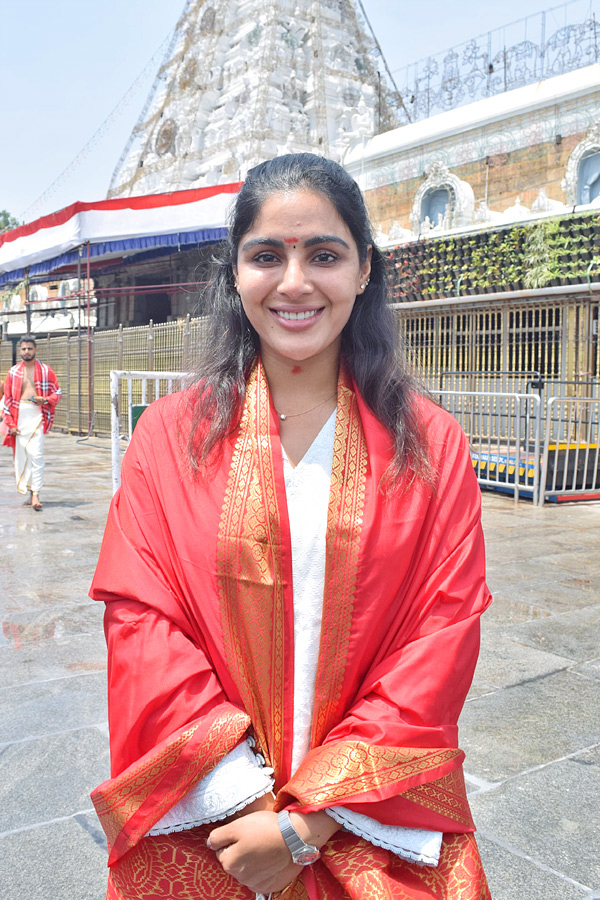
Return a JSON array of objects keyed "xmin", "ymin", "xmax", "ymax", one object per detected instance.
[{"xmin": 20, "ymin": 28, "xmax": 176, "ymax": 223}]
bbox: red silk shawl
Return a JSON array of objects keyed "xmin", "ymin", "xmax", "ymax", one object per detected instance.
[{"xmin": 90, "ymin": 361, "xmax": 491, "ymax": 899}]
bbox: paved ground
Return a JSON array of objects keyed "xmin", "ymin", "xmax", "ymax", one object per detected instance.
[{"xmin": 0, "ymin": 430, "xmax": 598, "ymax": 900}]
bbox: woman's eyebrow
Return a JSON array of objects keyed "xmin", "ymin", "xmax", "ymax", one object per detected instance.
[
  {"xmin": 240, "ymin": 237, "xmax": 284, "ymax": 251},
  {"xmin": 240, "ymin": 235, "xmax": 351, "ymax": 252},
  {"xmin": 304, "ymin": 235, "xmax": 350, "ymax": 249}
]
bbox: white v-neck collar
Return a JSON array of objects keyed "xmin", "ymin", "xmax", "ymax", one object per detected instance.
[{"xmin": 281, "ymin": 408, "xmax": 336, "ymax": 471}]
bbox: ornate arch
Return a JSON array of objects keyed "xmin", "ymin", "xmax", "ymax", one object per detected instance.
[
  {"xmin": 410, "ymin": 162, "xmax": 474, "ymax": 233},
  {"xmin": 562, "ymin": 122, "xmax": 600, "ymax": 205}
]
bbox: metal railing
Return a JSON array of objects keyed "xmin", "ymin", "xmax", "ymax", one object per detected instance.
[
  {"xmin": 540, "ymin": 397, "xmax": 600, "ymax": 503},
  {"xmin": 435, "ymin": 369, "xmax": 543, "ymax": 395},
  {"xmin": 2, "ymin": 295, "xmax": 599, "ymax": 504},
  {"xmin": 434, "ymin": 390, "xmax": 542, "ymax": 503},
  {"xmin": 102, "ymin": 371, "xmax": 599, "ymax": 505},
  {"xmin": 434, "ymin": 387, "xmax": 600, "ymax": 504},
  {"xmin": 110, "ymin": 370, "xmax": 189, "ymax": 493},
  {"xmin": 106, "ymin": 377, "xmax": 599, "ymax": 505},
  {"xmin": 393, "ymin": 0, "xmax": 600, "ymax": 124},
  {"xmin": 0, "ymin": 341, "xmax": 12, "ymax": 375}
]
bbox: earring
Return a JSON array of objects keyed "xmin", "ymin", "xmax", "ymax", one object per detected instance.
[{"xmin": 360, "ymin": 278, "xmax": 370, "ymax": 290}]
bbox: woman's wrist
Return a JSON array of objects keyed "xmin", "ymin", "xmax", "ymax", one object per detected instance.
[{"xmin": 288, "ymin": 809, "xmax": 341, "ymax": 849}]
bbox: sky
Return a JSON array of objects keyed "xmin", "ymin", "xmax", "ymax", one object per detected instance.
[{"xmin": 0, "ymin": 0, "xmax": 590, "ymax": 224}]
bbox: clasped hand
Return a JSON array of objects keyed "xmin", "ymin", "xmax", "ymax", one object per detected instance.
[{"xmin": 208, "ymin": 808, "xmax": 301, "ymax": 894}]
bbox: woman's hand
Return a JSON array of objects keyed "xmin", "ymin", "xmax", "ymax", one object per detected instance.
[
  {"xmin": 208, "ymin": 810, "xmax": 301, "ymax": 894},
  {"xmin": 207, "ymin": 804, "xmax": 341, "ymax": 894}
]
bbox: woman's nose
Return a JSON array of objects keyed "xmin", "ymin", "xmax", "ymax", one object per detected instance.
[{"xmin": 277, "ymin": 259, "xmax": 312, "ymax": 299}]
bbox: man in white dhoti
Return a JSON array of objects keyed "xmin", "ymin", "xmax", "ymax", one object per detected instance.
[{"xmin": 2, "ymin": 336, "xmax": 62, "ymax": 510}]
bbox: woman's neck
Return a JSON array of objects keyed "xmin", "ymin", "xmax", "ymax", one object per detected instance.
[
  {"xmin": 260, "ymin": 345, "xmax": 341, "ymax": 468},
  {"xmin": 260, "ymin": 345, "xmax": 341, "ymax": 418}
]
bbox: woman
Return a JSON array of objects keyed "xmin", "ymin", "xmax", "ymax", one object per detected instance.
[{"xmin": 91, "ymin": 154, "xmax": 491, "ymax": 899}]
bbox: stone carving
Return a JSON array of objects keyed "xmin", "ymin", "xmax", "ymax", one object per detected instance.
[
  {"xmin": 410, "ymin": 162, "xmax": 474, "ymax": 233},
  {"xmin": 473, "ymin": 200, "xmax": 504, "ymax": 225},
  {"xmin": 562, "ymin": 122, "xmax": 600, "ymax": 205},
  {"xmin": 155, "ymin": 119, "xmax": 177, "ymax": 157},
  {"xmin": 396, "ymin": 8, "xmax": 600, "ymax": 125},
  {"xmin": 200, "ymin": 7, "xmax": 216, "ymax": 33},
  {"xmin": 531, "ymin": 188, "xmax": 567, "ymax": 214},
  {"xmin": 502, "ymin": 196, "xmax": 531, "ymax": 221},
  {"xmin": 108, "ymin": 0, "xmax": 395, "ymax": 197},
  {"xmin": 179, "ymin": 58, "xmax": 198, "ymax": 90},
  {"xmin": 388, "ymin": 220, "xmax": 412, "ymax": 242}
]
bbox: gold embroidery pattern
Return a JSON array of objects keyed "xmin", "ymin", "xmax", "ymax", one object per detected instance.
[
  {"xmin": 217, "ymin": 362, "xmax": 286, "ymax": 779},
  {"xmin": 108, "ymin": 827, "xmax": 254, "ymax": 899},
  {"xmin": 93, "ymin": 710, "xmax": 249, "ymax": 855},
  {"xmin": 312, "ymin": 378, "xmax": 368, "ymax": 747},
  {"xmin": 93, "ymin": 724, "xmax": 201, "ymax": 849},
  {"xmin": 283, "ymin": 740, "xmax": 462, "ymax": 806},
  {"xmin": 108, "ymin": 832, "xmax": 489, "ymax": 900},
  {"xmin": 321, "ymin": 834, "xmax": 403, "ymax": 900},
  {"xmin": 278, "ymin": 878, "xmax": 310, "ymax": 900},
  {"xmin": 403, "ymin": 769, "xmax": 474, "ymax": 829},
  {"xmin": 320, "ymin": 830, "xmax": 490, "ymax": 899}
]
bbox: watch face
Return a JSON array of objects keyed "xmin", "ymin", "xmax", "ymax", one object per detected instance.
[{"xmin": 293, "ymin": 846, "xmax": 321, "ymax": 865}]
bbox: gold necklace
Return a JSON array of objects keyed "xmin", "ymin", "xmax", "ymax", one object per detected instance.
[{"xmin": 276, "ymin": 391, "xmax": 337, "ymax": 421}]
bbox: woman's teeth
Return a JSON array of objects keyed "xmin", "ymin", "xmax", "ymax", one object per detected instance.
[{"xmin": 276, "ymin": 309, "xmax": 319, "ymax": 320}]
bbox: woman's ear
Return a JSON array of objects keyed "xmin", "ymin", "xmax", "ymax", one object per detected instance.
[{"xmin": 359, "ymin": 245, "xmax": 372, "ymax": 291}]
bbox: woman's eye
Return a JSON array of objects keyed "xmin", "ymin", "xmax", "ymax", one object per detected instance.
[
  {"xmin": 313, "ymin": 251, "xmax": 337, "ymax": 263},
  {"xmin": 254, "ymin": 251, "xmax": 279, "ymax": 264}
]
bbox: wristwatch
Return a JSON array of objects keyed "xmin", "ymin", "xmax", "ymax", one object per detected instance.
[{"xmin": 277, "ymin": 810, "xmax": 321, "ymax": 865}]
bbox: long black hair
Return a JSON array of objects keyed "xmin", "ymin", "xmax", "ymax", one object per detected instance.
[{"xmin": 186, "ymin": 153, "xmax": 428, "ymax": 483}]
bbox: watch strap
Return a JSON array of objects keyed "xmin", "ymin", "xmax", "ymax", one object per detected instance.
[{"xmin": 277, "ymin": 810, "xmax": 321, "ymax": 865}]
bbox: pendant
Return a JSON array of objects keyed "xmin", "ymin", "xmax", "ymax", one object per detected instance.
[{"xmin": 279, "ymin": 413, "xmax": 287, "ymax": 421}]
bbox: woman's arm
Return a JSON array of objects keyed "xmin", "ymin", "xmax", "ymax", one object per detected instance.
[{"xmin": 90, "ymin": 409, "xmax": 254, "ymax": 865}]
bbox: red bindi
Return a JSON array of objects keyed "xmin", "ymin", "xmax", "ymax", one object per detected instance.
[
  {"xmin": 291, "ymin": 365, "xmax": 302, "ymax": 375},
  {"xmin": 284, "ymin": 237, "xmax": 299, "ymax": 244}
]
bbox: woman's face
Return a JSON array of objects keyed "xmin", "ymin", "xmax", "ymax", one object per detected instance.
[{"xmin": 234, "ymin": 189, "xmax": 371, "ymax": 369}]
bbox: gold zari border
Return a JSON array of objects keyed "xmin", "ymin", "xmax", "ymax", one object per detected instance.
[
  {"xmin": 284, "ymin": 740, "xmax": 463, "ymax": 806},
  {"xmin": 217, "ymin": 362, "xmax": 287, "ymax": 778},
  {"xmin": 311, "ymin": 378, "xmax": 368, "ymax": 747},
  {"xmin": 93, "ymin": 723, "xmax": 202, "ymax": 849},
  {"xmin": 93, "ymin": 709, "xmax": 249, "ymax": 859},
  {"xmin": 403, "ymin": 768, "xmax": 474, "ymax": 828}
]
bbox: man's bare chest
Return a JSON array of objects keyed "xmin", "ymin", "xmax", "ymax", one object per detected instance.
[{"xmin": 20, "ymin": 366, "xmax": 36, "ymax": 400}]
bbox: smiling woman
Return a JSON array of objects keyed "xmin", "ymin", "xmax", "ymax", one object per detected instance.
[
  {"xmin": 232, "ymin": 189, "xmax": 371, "ymax": 462},
  {"xmin": 90, "ymin": 154, "xmax": 492, "ymax": 900},
  {"xmin": 187, "ymin": 154, "xmax": 427, "ymax": 479}
]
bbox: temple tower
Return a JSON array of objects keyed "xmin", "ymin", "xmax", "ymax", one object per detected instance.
[{"xmin": 108, "ymin": 0, "xmax": 399, "ymax": 197}]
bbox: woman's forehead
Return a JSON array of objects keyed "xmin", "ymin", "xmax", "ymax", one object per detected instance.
[{"xmin": 242, "ymin": 189, "xmax": 353, "ymax": 239}]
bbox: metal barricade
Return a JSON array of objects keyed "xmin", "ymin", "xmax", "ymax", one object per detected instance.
[
  {"xmin": 110, "ymin": 370, "xmax": 188, "ymax": 493},
  {"xmin": 540, "ymin": 397, "xmax": 600, "ymax": 504},
  {"xmin": 435, "ymin": 390, "xmax": 542, "ymax": 504},
  {"xmin": 435, "ymin": 370, "xmax": 543, "ymax": 395}
]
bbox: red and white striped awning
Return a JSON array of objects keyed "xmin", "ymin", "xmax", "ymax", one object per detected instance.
[{"xmin": 0, "ymin": 183, "xmax": 241, "ymax": 282}]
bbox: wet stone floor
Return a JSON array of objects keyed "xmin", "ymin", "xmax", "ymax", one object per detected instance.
[{"xmin": 0, "ymin": 431, "xmax": 598, "ymax": 899}]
